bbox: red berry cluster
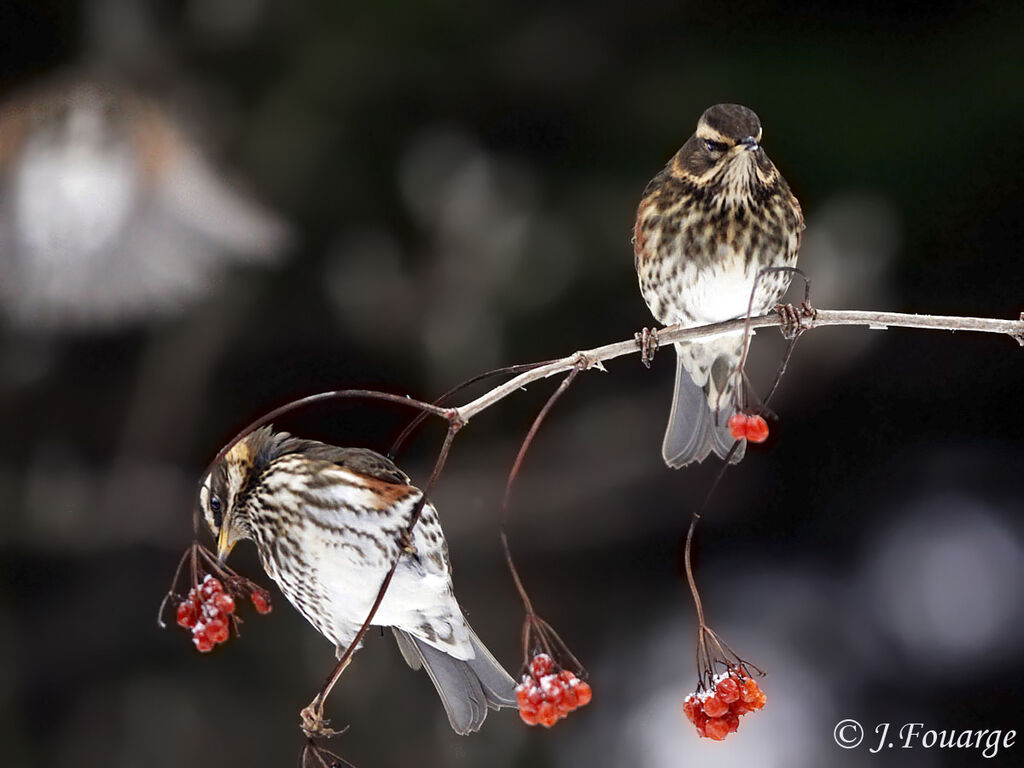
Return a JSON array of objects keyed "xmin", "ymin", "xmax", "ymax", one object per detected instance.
[
  {"xmin": 683, "ymin": 671, "xmax": 767, "ymax": 741},
  {"xmin": 176, "ymin": 575, "xmax": 236, "ymax": 652},
  {"xmin": 515, "ymin": 653, "xmax": 592, "ymax": 727},
  {"xmin": 175, "ymin": 575, "xmax": 273, "ymax": 653},
  {"xmin": 728, "ymin": 413, "xmax": 770, "ymax": 443}
]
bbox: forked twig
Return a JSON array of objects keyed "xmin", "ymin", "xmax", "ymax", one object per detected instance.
[{"xmin": 388, "ymin": 360, "xmax": 555, "ymax": 460}]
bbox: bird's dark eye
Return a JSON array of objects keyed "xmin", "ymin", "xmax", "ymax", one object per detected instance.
[
  {"xmin": 210, "ymin": 495, "xmax": 223, "ymax": 528},
  {"xmin": 704, "ymin": 139, "xmax": 727, "ymax": 153}
]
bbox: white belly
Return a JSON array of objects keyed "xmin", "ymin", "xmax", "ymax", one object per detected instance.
[{"xmin": 683, "ymin": 249, "xmax": 766, "ymax": 325}]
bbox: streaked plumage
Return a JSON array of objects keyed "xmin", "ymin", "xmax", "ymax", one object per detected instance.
[
  {"xmin": 634, "ymin": 104, "xmax": 803, "ymax": 467},
  {"xmin": 0, "ymin": 78, "xmax": 287, "ymax": 330},
  {"xmin": 200, "ymin": 427, "xmax": 515, "ymax": 734}
]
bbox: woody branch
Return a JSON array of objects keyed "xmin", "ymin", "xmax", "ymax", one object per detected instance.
[{"xmin": 453, "ymin": 308, "xmax": 1024, "ymax": 422}]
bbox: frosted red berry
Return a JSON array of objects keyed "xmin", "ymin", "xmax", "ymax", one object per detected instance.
[
  {"xmin": 573, "ymin": 680, "xmax": 592, "ymax": 707},
  {"xmin": 251, "ymin": 591, "xmax": 272, "ymax": 614},
  {"xmin": 538, "ymin": 700, "xmax": 558, "ymax": 727},
  {"xmin": 705, "ymin": 716, "xmax": 730, "ymax": 741},
  {"xmin": 715, "ymin": 676, "xmax": 740, "ymax": 704},
  {"xmin": 683, "ymin": 695, "xmax": 700, "ymax": 724},
  {"xmin": 213, "ymin": 592, "xmax": 236, "ymax": 614},
  {"xmin": 702, "ymin": 693, "xmax": 728, "ymax": 718},
  {"xmin": 740, "ymin": 677, "xmax": 766, "ymax": 706},
  {"xmin": 724, "ymin": 711, "xmax": 740, "ymax": 733},
  {"xmin": 530, "ymin": 653, "xmax": 553, "ymax": 678},
  {"xmin": 200, "ymin": 575, "xmax": 223, "ymax": 600},
  {"xmin": 205, "ymin": 617, "xmax": 229, "ymax": 645},
  {"xmin": 692, "ymin": 709, "xmax": 708, "ymax": 737},
  {"xmin": 176, "ymin": 600, "xmax": 198, "ymax": 629},
  {"xmin": 561, "ymin": 680, "xmax": 578, "ymax": 709},
  {"xmin": 193, "ymin": 631, "xmax": 214, "ymax": 653}
]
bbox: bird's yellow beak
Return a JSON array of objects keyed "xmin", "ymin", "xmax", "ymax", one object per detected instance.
[{"xmin": 217, "ymin": 525, "xmax": 235, "ymax": 561}]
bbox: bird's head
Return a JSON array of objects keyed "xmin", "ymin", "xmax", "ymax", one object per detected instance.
[
  {"xmin": 674, "ymin": 104, "xmax": 775, "ymax": 186},
  {"xmin": 200, "ymin": 426, "xmax": 285, "ymax": 561}
]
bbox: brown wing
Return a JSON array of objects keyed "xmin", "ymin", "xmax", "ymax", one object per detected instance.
[
  {"xmin": 323, "ymin": 446, "xmax": 411, "ymax": 485},
  {"xmin": 277, "ymin": 435, "xmax": 410, "ymax": 485}
]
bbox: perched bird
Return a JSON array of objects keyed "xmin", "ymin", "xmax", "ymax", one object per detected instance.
[
  {"xmin": 200, "ymin": 427, "xmax": 516, "ymax": 734},
  {"xmin": 634, "ymin": 104, "xmax": 803, "ymax": 467},
  {"xmin": 0, "ymin": 78, "xmax": 288, "ymax": 331}
]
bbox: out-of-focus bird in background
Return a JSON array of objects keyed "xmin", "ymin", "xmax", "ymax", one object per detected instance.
[
  {"xmin": 200, "ymin": 427, "xmax": 517, "ymax": 735},
  {"xmin": 0, "ymin": 78, "xmax": 288, "ymax": 331},
  {"xmin": 634, "ymin": 104, "xmax": 803, "ymax": 467}
]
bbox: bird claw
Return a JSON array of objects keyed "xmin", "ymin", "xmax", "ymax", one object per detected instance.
[
  {"xmin": 773, "ymin": 303, "xmax": 808, "ymax": 340},
  {"xmin": 635, "ymin": 327, "xmax": 660, "ymax": 368},
  {"xmin": 300, "ymin": 703, "xmax": 348, "ymax": 739}
]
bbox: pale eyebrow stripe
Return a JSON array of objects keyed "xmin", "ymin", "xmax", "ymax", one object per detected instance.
[{"xmin": 695, "ymin": 125, "xmax": 732, "ymax": 144}]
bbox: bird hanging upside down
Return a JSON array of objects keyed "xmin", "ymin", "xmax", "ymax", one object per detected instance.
[{"xmin": 200, "ymin": 426, "xmax": 516, "ymax": 735}]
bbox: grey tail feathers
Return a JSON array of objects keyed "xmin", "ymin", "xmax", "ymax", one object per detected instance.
[
  {"xmin": 662, "ymin": 343, "xmax": 746, "ymax": 468},
  {"xmin": 392, "ymin": 626, "xmax": 516, "ymax": 735}
]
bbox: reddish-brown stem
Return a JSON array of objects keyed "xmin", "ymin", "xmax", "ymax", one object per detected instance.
[
  {"xmin": 683, "ymin": 512, "xmax": 706, "ymax": 631},
  {"xmin": 502, "ymin": 531, "xmax": 534, "ymax": 616},
  {"xmin": 760, "ymin": 333, "xmax": 800, "ymax": 407},
  {"xmin": 500, "ymin": 366, "xmax": 581, "ymax": 616},
  {"xmin": 682, "ymin": 437, "xmax": 741, "ymax": 632},
  {"xmin": 519, "ymin": 613, "xmax": 586, "ymax": 677},
  {"xmin": 156, "ymin": 544, "xmax": 194, "ymax": 627},
  {"xmin": 501, "ymin": 367, "xmax": 581, "ymax": 526}
]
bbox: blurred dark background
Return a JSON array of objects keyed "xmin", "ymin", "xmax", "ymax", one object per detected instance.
[{"xmin": 1, "ymin": 1, "xmax": 1023, "ymax": 766}]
